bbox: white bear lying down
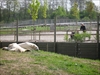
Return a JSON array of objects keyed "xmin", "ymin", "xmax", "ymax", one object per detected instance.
[{"xmin": 2, "ymin": 42, "xmax": 39, "ymax": 52}]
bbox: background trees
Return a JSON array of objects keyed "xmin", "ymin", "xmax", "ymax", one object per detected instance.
[
  {"xmin": 85, "ymin": 0, "xmax": 97, "ymax": 20},
  {"xmin": 50, "ymin": 6, "xmax": 67, "ymax": 19},
  {"xmin": 28, "ymin": 0, "xmax": 40, "ymax": 21},
  {"xmin": 70, "ymin": 0, "xmax": 86, "ymax": 11},
  {"xmin": 42, "ymin": 0, "xmax": 47, "ymax": 19},
  {"xmin": 69, "ymin": 2, "xmax": 79, "ymax": 20},
  {"xmin": 0, "ymin": 0, "xmax": 99, "ymax": 23}
]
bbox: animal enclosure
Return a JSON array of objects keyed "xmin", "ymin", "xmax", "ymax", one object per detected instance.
[
  {"xmin": 0, "ymin": 19, "xmax": 99, "ymax": 42},
  {"xmin": 0, "ymin": 42, "xmax": 99, "ymax": 59}
]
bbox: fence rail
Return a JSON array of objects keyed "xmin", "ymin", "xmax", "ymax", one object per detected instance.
[
  {"xmin": 0, "ymin": 42, "xmax": 99, "ymax": 59},
  {"xmin": 0, "ymin": 19, "xmax": 99, "ymax": 42},
  {"xmin": 0, "ymin": 30, "xmax": 99, "ymax": 42},
  {"xmin": 0, "ymin": 19, "xmax": 97, "ymax": 27}
]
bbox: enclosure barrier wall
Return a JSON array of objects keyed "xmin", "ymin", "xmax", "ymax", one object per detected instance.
[{"xmin": 0, "ymin": 42, "xmax": 99, "ymax": 59}]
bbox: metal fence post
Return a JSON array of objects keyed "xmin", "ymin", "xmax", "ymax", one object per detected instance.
[
  {"xmin": 31, "ymin": 30, "xmax": 32, "ymax": 40},
  {"xmin": 16, "ymin": 20, "xmax": 18, "ymax": 43},
  {"xmin": 54, "ymin": 16, "xmax": 57, "ymax": 53},
  {"xmin": 97, "ymin": 15, "xmax": 100, "ymax": 59},
  {"xmin": 39, "ymin": 31, "xmax": 40, "ymax": 40},
  {"xmin": 0, "ymin": 24, "xmax": 1, "ymax": 42}
]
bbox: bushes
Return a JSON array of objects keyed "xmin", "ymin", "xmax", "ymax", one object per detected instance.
[
  {"xmin": 64, "ymin": 32, "xmax": 91, "ymax": 42},
  {"xmin": 64, "ymin": 34, "xmax": 68, "ymax": 42},
  {"xmin": 74, "ymin": 32, "xmax": 91, "ymax": 42}
]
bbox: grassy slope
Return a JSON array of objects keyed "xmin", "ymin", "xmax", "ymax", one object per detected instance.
[{"xmin": 0, "ymin": 49, "xmax": 100, "ymax": 75}]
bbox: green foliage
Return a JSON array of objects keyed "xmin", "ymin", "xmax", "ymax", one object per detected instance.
[
  {"xmin": 70, "ymin": 2, "xmax": 80, "ymax": 20},
  {"xmin": 74, "ymin": 33, "xmax": 91, "ymax": 42},
  {"xmin": 64, "ymin": 34, "xmax": 68, "ymax": 42},
  {"xmin": 0, "ymin": 0, "xmax": 99, "ymax": 22},
  {"xmin": 28, "ymin": 0, "xmax": 40, "ymax": 21},
  {"xmin": 42, "ymin": 0, "xmax": 48, "ymax": 18},
  {"xmin": 38, "ymin": 6, "xmax": 44, "ymax": 18},
  {"xmin": 90, "ymin": 10, "xmax": 97, "ymax": 19},
  {"xmin": 80, "ymin": 10, "xmax": 89, "ymax": 20},
  {"xmin": 82, "ymin": 17, "xmax": 90, "ymax": 21},
  {"xmin": 38, "ymin": 0, "xmax": 48, "ymax": 19},
  {"xmin": 52, "ymin": 6, "xmax": 67, "ymax": 18},
  {"xmin": 80, "ymin": 6, "xmax": 97, "ymax": 20},
  {"xmin": 64, "ymin": 32, "xmax": 91, "ymax": 42},
  {"xmin": 85, "ymin": 1, "xmax": 95, "ymax": 19},
  {"xmin": 86, "ymin": 1, "xmax": 94, "ymax": 13}
]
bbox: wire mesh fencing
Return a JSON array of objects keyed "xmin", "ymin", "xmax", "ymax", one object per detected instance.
[{"xmin": 0, "ymin": 19, "xmax": 99, "ymax": 42}]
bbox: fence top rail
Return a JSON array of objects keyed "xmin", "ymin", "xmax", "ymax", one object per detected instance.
[
  {"xmin": 0, "ymin": 29, "xmax": 98, "ymax": 32},
  {"xmin": 0, "ymin": 19, "xmax": 97, "ymax": 27}
]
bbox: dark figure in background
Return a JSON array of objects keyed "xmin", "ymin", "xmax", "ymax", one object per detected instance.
[
  {"xmin": 80, "ymin": 23, "xmax": 86, "ymax": 32},
  {"xmin": 70, "ymin": 31, "xmax": 75, "ymax": 39}
]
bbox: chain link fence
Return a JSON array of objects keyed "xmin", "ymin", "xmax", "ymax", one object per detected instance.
[{"xmin": 0, "ymin": 19, "xmax": 99, "ymax": 42}]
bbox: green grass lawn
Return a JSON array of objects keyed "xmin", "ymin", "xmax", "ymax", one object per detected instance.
[{"xmin": 0, "ymin": 49, "xmax": 100, "ymax": 75}]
